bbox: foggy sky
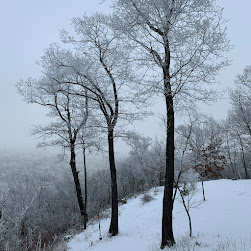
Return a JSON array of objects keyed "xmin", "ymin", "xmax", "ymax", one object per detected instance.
[{"xmin": 1, "ymin": 0, "xmax": 251, "ymax": 151}]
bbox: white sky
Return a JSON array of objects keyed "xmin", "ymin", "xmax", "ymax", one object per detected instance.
[{"xmin": 1, "ymin": 0, "xmax": 251, "ymax": 152}]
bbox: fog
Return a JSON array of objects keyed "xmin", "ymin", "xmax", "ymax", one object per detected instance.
[{"xmin": 1, "ymin": 0, "xmax": 251, "ymax": 153}]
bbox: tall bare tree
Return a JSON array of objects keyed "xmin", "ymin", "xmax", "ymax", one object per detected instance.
[
  {"xmin": 227, "ymin": 67, "xmax": 251, "ymax": 179},
  {"xmin": 111, "ymin": 0, "xmax": 230, "ymax": 247},
  {"xmin": 226, "ymin": 66, "xmax": 251, "ymax": 179},
  {"xmin": 58, "ymin": 13, "xmax": 141, "ymax": 236},
  {"xmin": 17, "ymin": 52, "xmax": 90, "ymax": 226}
]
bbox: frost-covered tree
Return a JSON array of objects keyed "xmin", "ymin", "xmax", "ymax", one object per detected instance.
[
  {"xmin": 221, "ymin": 124, "xmax": 241, "ymax": 179},
  {"xmin": 149, "ymin": 138, "xmax": 166, "ymax": 186},
  {"xmin": 111, "ymin": 0, "xmax": 230, "ymax": 247},
  {"xmin": 177, "ymin": 116, "xmax": 227, "ymax": 201},
  {"xmin": 118, "ymin": 134, "xmax": 165, "ymax": 197},
  {"xmin": 0, "ymin": 152, "xmax": 84, "ymax": 250},
  {"xmin": 226, "ymin": 66, "xmax": 251, "ymax": 179},
  {"xmin": 58, "ymin": 13, "xmax": 142, "ymax": 236},
  {"xmin": 17, "ymin": 49, "xmax": 90, "ymax": 226},
  {"xmin": 125, "ymin": 132, "xmax": 153, "ymax": 186},
  {"xmin": 229, "ymin": 90, "xmax": 251, "ymax": 138},
  {"xmin": 191, "ymin": 119, "xmax": 227, "ymax": 180},
  {"xmin": 177, "ymin": 169, "xmax": 199, "ymax": 237}
]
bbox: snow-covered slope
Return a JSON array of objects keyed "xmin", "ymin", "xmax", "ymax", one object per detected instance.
[{"xmin": 67, "ymin": 180, "xmax": 251, "ymax": 251}]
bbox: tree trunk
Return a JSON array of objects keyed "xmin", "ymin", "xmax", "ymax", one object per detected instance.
[
  {"xmin": 108, "ymin": 129, "xmax": 119, "ymax": 236},
  {"xmin": 238, "ymin": 134, "xmax": 250, "ymax": 179},
  {"xmin": 172, "ymin": 170, "xmax": 182, "ymax": 203},
  {"xmin": 242, "ymin": 157, "xmax": 250, "ymax": 179},
  {"xmin": 161, "ymin": 93, "xmax": 175, "ymax": 248},
  {"xmin": 70, "ymin": 144, "xmax": 86, "ymax": 220},
  {"xmin": 202, "ymin": 180, "xmax": 206, "ymax": 201},
  {"xmin": 178, "ymin": 188, "xmax": 192, "ymax": 237},
  {"xmin": 83, "ymin": 146, "xmax": 88, "ymax": 229}
]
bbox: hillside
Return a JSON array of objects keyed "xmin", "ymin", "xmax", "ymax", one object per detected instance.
[{"xmin": 67, "ymin": 180, "xmax": 251, "ymax": 251}]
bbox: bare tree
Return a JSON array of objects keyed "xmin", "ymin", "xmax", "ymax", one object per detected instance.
[
  {"xmin": 236, "ymin": 131, "xmax": 250, "ymax": 179},
  {"xmin": 58, "ymin": 13, "xmax": 141, "ymax": 236},
  {"xmin": 111, "ymin": 0, "xmax": 230, "ymax": 247},
  {"xmin": 125, "ymin": 132, "xmax": 154, "ymax": 187},
  {"xmin": 227, "ymin": 67, "xmax": 251, "ymax": 179},
  {"xmin": 178, "ymin": 115, "xmax": 227, "ymax": 201},
  {"xmin": 17, "ymin": 57, "xmax": 90, "ymax": 225},
  {"xmin": 149, "ymin": 138, "xmax": 166, "ymax": 186},
  {"xmin": 174, "ymin": 110, "xmax": 199, "ymax": 202},
  {"xmin": 221, "ymin": 125, "xmax": 241, "ymax": 179},
  {"xmin": 226, "ymin": 114, "xmax": 251, "ymax": 179},
  {"xmin": 177, "ymin": 169, "xmax": 199, "ymax": 237},
  {"xmin": 229, "ymin": 89, "xmax": 251, "ymax": 137}
]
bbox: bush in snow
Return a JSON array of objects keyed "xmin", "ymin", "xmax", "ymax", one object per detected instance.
[{"xmin": 141, "ymin": 193, "xmax": 154, "ymax": 204}]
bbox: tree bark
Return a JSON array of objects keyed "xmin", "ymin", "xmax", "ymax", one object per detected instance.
[
  {"xmin": 161, "ymin": 39, "xmax": 175, "ymax": 248},
  {"xmin": 108, "ymin": 129, "xmax": 119, "ymax": 236},
  {"xmin": 161, "ymin": 93, "xmax": 175, "ymax": 248},
  {"xmin": 70, "ymin": 144, "xmax": 86, "ymax": 220},
  {"xmin": 202, "ymin": 180, "xmax": 206, "ymax": 201},
  {"xmin": 83, "ymin": 146, "xmax": 88, "ymax": 229}
]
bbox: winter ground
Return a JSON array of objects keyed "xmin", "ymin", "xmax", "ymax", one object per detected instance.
[{"xmin": 67, "ymin": 180, "xmax": 251, "ymax": 251}]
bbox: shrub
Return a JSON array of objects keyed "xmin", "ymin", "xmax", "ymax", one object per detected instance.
[{"xmin": 141, "ymin": 193, "xmax": 154, "ymax": 204}]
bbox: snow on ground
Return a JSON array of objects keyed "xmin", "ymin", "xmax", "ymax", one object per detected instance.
[{"xmin": 67, "ymin": 180, "xmax": 251, "ymax": 251}]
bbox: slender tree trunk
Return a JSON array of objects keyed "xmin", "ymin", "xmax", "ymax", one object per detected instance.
[
  {"xmin": 172, "ymin": 170, "xmax": 182, "ymax": 203},
  {"xmin": 238, "ymin": 134, "xmax": 250, "ymax": 179},
  {"xmin": 242, "ymin": 156, "xmax": 249, "ymax": 179},
  {"xmin": 226, "ymin": 137, "xmax": 238, "ymax": 178},
  {"xmin": 161, "ymin": 92, "xmax": 175, "ymax": 248},
  {"xmin": 202, "ymin": 180, "xmax": 206, "ymax": 201},
  {"xmin": 178, "ymin": 188, "xmax": 192, "ymax": 237},
  {"xmin": 83, "ymin": 146, "xmax": 88, "ymax": 229},
  {"xmin": 70, "ymin": 144, "xmax": 86, "ymax": 220},
  {"xmin": 108, "ymin": 129, "xmax": 118, "ymax": 236},
  {"xmin": 98, "ymin": 212, "xmax": 102, "ymax": 240}
]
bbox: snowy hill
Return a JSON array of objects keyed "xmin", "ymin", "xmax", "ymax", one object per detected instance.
[{"xmin": 67, "ymin": 180, "xmax": 251, "ymax": 251}]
